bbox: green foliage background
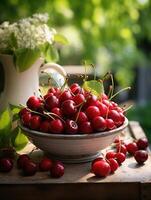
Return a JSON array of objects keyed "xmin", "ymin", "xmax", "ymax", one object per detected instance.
[{"xmin": 0, "ymin": 0, "xmax": 151, "ymax": 86}]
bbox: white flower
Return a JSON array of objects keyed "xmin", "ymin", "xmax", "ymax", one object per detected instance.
[{"xmin": 0, "ymin": 13, "xmax": 56, "ymax": 51}]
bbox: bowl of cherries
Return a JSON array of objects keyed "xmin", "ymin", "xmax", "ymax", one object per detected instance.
[{"xmin": 19, "ymin": 78, "xmax": 129, "ymax": 163}]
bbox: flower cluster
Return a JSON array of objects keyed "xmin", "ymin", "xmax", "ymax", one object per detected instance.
[{"xmin": 0, "ymin": 13, "xmax": 56, "ymax": 52}]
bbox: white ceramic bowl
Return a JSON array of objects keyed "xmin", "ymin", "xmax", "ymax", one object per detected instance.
[{"xmin": 20, "ymin": 118, "xmax": 128, "ymax": 163}]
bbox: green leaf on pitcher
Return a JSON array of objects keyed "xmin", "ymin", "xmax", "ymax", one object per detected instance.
[
  {"xmin": 9, "ymin": 104, "xmax": 21, "ymax": 121},
  {"xmin": 54, "ymin": 34, "xmax": 69, "ymax": 45},
  {"xmin": 0, "ymin": 108, "xmax": 12, "ymax": 147},
  {"xmin": 14, "ymin": 48, "xmax": 41, "ymax": 72},
  {"xmin": 11, "ymin": 127, "xmax": 28, "ymax": 151},
  {"xmin": 83, "ymin": 80, "xmax": 104, "ymax": 97},
  {"xmin": 44, "ymin": 44, "xmax": 59, "ymax": 62}
]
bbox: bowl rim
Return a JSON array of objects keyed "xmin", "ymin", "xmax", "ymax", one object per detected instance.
[{"xmin": 19, "ymin": 118, "xmax": 128, "ymax": 140}]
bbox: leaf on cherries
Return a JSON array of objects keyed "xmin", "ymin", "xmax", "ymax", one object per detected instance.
[{"xmin": 82, "ymin": 80, "xmax": 104, "ymax": 97}]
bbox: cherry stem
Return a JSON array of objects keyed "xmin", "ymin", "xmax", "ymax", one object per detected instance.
[
  {"xmin": 60, "ymin": 77, "xmax": 68, "ymax": 92},
  {"xmin": 45, "ymin": 112, "xmax": 66, "ymax": 123},
  {"xmin": 91, "ymin": 64, "xmax": 96, "ymax": 80},
  {"xmin": 83, "ymin": 60, "xmax": 89, "ymax": 82},
  {"xmin": 109, "ymin": 73, "xmax": 114, "ymax": 99},
  {"xmin": 123, "ymin": 104, "xmax": 133, "ymax": 112},
  {"xmin": 109, "ymin": 87, "xmax": 131, "ymax": 101}
]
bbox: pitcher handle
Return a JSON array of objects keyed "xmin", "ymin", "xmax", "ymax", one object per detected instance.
[{"xmin": 40, "ymin": 62, "xmax": 67, "ymax": 78}]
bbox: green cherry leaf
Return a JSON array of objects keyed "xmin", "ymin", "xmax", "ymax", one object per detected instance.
[
  {"xmin": 54, "ymin": 34, "xmax": 69, "ymax": 45},
  {"xmin": 14, "ymin": 48, "xmax": 41, "ymax": 72},
  {"xmin": 83, "ymin": 80, "xmax": 104, "ymax": 97},
  {"xmin": 11, "ymin": 127, "xmax": 28, "ymax": 151}
]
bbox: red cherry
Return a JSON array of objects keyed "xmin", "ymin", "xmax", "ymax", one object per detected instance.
[
  {"xmin": 126, "ymin": 142, "xmax": 138, "ymax": 155},
  {"xmin": 91, "ymin": 160, "xmax": 111, "ymax": 177},
  {"xmin": 136, "ymin": 138, "xmax": 149, "ymax": 150},
  {"xmin": 21, "ymin": 112, "xmax": 32, "ymax": 127},
  {"xmin": 65, "ymin": 120, "xmax": 78, "ymax": 134},
  {"xmin": 27, "ymin": 96, "xmax": 42, "ymax": 111},
  {"xmin": 116, "ymin": 144, "xmax": 127, "ymax": 155},
  {"xmin": 59, "ymin": 90, "xmax": 72, "ymax": 103},
  {"xmin": 23, "ymin": 161, "xmax": 37, "ymax": 176},
  {"xmin": 91, "ymin": 157, "xmax": 103, "ymax": 168},
  {"xmin": 0, "ymin": 158, "xmax": 13, "ymax": 172},
  {"xmin": 71, "ymin": 86, "xmax": 83, "ymax": 95},
  {"xmin": 75, "ymin": 111, "xmax": 88, "ymax": 124},
  {"xmin": 106, "ymin": 119, "xmax": 116, "ymax": 130},
  {"xmin": 70, "ymin": 83, "xmax": 79, "ymax": 91},
  {"xmin": 101, "ymin": 93, "xmax": 108, "ymax": 100},
  {"xmin": 40, "ymin": 120, "xmax": 50, "ymax": 133},
  {"xmin": 51, "ymin": 107, "xmax": 62, "ymax": 117},
  {"xmin": 85, "ymin": 95, "xmax": 97, "ymax": 108},
  {"xmin": 17, "ymin": 154, "xmax": 30, "ymax": 169},
  {"xmin": 45, "ymin": 95, "xmax": 59, "ymax": 111},
  {"xmin": 39, "ymin": 158, "xmax": 53, "ymax": 171},
  {"xmin": 92, "ymin": 116, "xmax": 107, "ymax": 132},
  {"xmin": 79, "ymin": 121, "xmax": 93, "ymax": 134},
  {"xmin": 50, "ymin": 163, "xmax": 64, "ymax": 178},
  {"xmin": 134, "ymin": 150, "xmax": 148, "ymax": 164},
  {"xmin": 115, "ymin": 152, "xmax": 126, "ymax": 164},
  {"xmin": 106, "ymin": 151, "xmax": 116, "ymax": 159},
  {"xmin": 73, "ymin": 94, "xmax": 85, "ymax": 105},
  {"xmin": 43, "ymin": 92, "xmax": 53, "ymax": 100},
  {"xmin": 50, "ymin": 119, "xmax": 64, "ymax": 134},
  {"xmin": 86, "ymin": 106, "xmax": 100, "ymax": 120},
  {"xmin": 108, "ymin": 110, "xmax": 121, "ymax": 126},
  {"xmin": 48, "ymin": 87, "xmax": 61, "ymax": 97},
  {"xmin": 19, "ymin": 108, "xmax": 29, "ymax": 117},
  {"xmin": 30, "ymin": 115, "xmax": 41, "ymax": 130},
  {"xmin": 96, "ymin": 101, "xmax": 108, "ymax": 117},
  {"xmin": 107, "ymin": 158, "xmax": 119, "ymax": 173},
  {"xmin": 61, "ymin": 100, "xmax": 77, "ymax": 116}
]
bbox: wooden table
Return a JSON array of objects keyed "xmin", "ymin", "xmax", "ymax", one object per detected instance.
[{"xmin": 0, "ymin": 121, "xmax": 151, "ymax": 200}]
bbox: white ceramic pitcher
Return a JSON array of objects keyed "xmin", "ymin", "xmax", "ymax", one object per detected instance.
[{"xmin": 0, "ymin": 54, "xmax": 66, "ymax": 111}]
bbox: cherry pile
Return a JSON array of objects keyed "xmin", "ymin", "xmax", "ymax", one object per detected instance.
[
  {"xmin": 19, "ymin": 83, "xmax": 126, "ymax": 134},
  {"xmin": 91, "ymin": 137, "xmax": 149, "ymax": 177},
  {"xmin": 0, "ymin": 154, "xmax": 64, "ymax": 178}
]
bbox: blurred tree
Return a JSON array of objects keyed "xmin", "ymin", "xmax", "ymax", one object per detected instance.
[{"xmin": 0, "ymin": 0, "xmax": 151, "ymax": 87}]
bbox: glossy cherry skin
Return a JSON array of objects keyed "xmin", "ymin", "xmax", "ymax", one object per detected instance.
[
  {"xmin": 49, "ymin": 119, "xmax": 64, "ymax": 134},
  {"xmin": 108, "ymin": 110, "xmax": 121, "ymax": 126},
  {"xmin": 86, "ymin": 106, "xmax": 100, "ymax": 120},
  {"xmin": 79, "ymin": 121, "xmax": 93, "ymax": 134},
  {"xmin": 23, "ymin": 161, "xmax": 37, "ymax": 176},
  {"xmin": 75, "ymin": 112, "xmax": 88, "ymax": 125},
  {"xmin": 134, "ymin": 150, "xmax": 148, "ymax": 164},
  {"xmin": 45, "ymin": 95, "xmax": 59, "ymax": 111},
  {"xmin": 73, "ymin": 94, "xmax": 85, "ymax": 105},
  {"xmin": 51, "ymin": 107, "xmax": 62, "ymax": 117},
  {"xmin": 61, "ymin": 100, "xmax": 77, "ymax": 116},
  {"xmin": 39, "ymin": 120, "xmax": 50, "ymax": 133},
  {"xmin": 96, "ymin": 101, "xmax": 108, "ymax": 117},
  {"xmin": 115, "ymin": 152, "xmax": 126, "ymax": 164},
  {"xmin": 19, "ymin": 108, "xmax": 29, "ymax": 117},
  {"xmin": 27, "ymin": 96, "xmax": 42, "ymax": 111},
  {"xmin": 17, "ymin": 154, "xmax": 30, "ymax": 169},
  {"xmin": 106, "ymin": 119, "xmax": 116, "ymax": 130},
  {"xmin": 107, "ymin": 158, "xmax": 119, "ymax": 173},
  {"xmin": 92, "ymin": 116, "xmax": 107, "ymax": 132},
  {"xmin": 39, "ymin": 158, "xmax": 53, "ymax": 171},
  {"xmin": 91, "ymin": 160, "xmax": 111, "ymax": 177},
  {"xmin": 21, "ymin": 112, "xmax": 32, "ymax": 127},
  {"xmin": 50, "ymin": 163, "xmax": 64, "ymax": 178},
  {"xmin": 65, "ymin": 120, "xmax": 78, "ymax": 134},
  {"xmin": 106, "ymin": 151, "xmax": 116, "ymax": 159},
  {"xmin": 29, "ymin": 115, "xmax": 41, "ymax": 130},
  {"xmin": 0, "ymin": 158, "xmax": 13, "ymax": 172},
  {"xmin": 59, "ymin": 90, "xmax": 72, "ymax": 103},
  {"xmin": 116, "ymin": 144, "xmax": 127, "ymax": 155},
  {"xmin": 136, "ymin": 138, "xmax": 149, "ymax": 150},
  {"xmin": 126, "ymin": 142, "xmax": 138, "ymax": 155}
]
